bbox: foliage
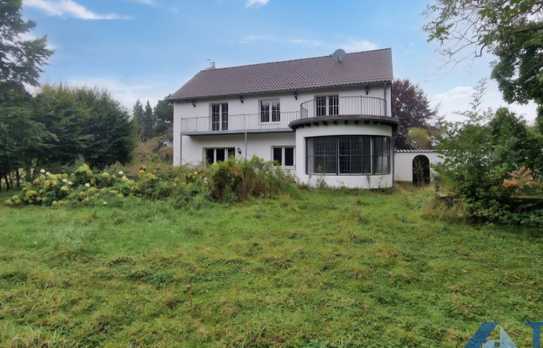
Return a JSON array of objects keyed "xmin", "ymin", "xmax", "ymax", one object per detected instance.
[
  {"xmin": 132, "ymin": 97, "xmax": 173, "ymax": 141},
  {"xmin": 436, "ymin": 103, "xmax": 543, "ymax": 225},
  {"xmin": 407, "ymin": 127, "xmax": 433, "ymax": 149},
  {"xmin": 424, "ymin": 0, "xmax": 543, "ymax": 109},
  {"xmin": 7, "ymin": 159, "xmax": 296, "ymax": 207},
  {"xmin": 208, "ymin": 157, "xmax": 296, "ymax": 202},
  {"xmin": 153, "ymin": 98, "xmax": 173, "ymax": 137},
  {"xmin": 32, "ymin": 85, "xmax": 135, "ymax": 169},
  {"xmin": 1, "ymin": 187, "xmax": 542, "ymax": 347},
  {"xmin": 0, "ymin": 0, "xmax": 53, "ymax": 86},
  {"xmin": 391, "ymin": 79, "xmax": 437, "ymax": 148}
]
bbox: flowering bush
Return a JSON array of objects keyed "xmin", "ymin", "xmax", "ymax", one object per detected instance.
[{"xmin": 6, "ymin": 158, "xmax": 296, "ymax": 208}]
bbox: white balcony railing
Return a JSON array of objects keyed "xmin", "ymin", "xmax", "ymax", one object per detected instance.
[
  {"xmin": 181, "ymin": 111, "xmax": 299, "ymax": 133},
  {"xmin": 180, "ymin": 96, "xmax": 389, "ymax": 134},
  {"xmin": 300, "ymin": 96, "xmax": 387, "ymax": 119}
]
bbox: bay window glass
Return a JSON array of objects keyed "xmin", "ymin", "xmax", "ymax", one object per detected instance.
[{"xmin": 306, "ymin": 136, "xmax": 390, "ymax": 175}]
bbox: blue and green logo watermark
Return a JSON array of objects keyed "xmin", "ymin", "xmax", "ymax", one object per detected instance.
[{"xmin": 466, "ymin": 322, "xmax": 543, "ymax": 348}]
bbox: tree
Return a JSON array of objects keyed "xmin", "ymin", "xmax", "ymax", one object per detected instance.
[
  {"xmin": 141, "ymin": 101, "xmax": 154, "ymax": 141},
  {"xmin": 391, "ymin": 79, "xmax": 437, "ymax": 148},
  {"xmin": 0, "ymin": 0, "xmax": 53, "ymax": 86},
  {"xmin": 424, "ymin": 0, "xmax": 543, "ymax": 109},
  {"xmin": 536, "ymin": 107, "xmax": 543, "ymax": 134},
  {"xmin": 32, "ymin": 86, "xmax": 134, "ymax": 169},
  {"xmin": 132, "ymin": 100, "xmax": 144, "ymax": 140},
  {"xmin": 153, "ymin": 97, "xmax": 173, "ymax": 137}
]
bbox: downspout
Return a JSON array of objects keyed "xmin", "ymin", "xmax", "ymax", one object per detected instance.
[{"xmin": 244, "ymin": 114, "xmax": 248, "ymax": 159}]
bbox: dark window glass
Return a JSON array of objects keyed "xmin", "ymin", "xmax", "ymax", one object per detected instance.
[
  {"xmin": 221, "ymin": 103, "xmax": 228, "ymax": 130},
  {"xmin": 206, "ymin": 149, "xmax": 214, "ymax": 165},
  {"xmin": 227, "ymin": 148, "xmax": 235, "ymax": 159},
  {"xmin": 272, "ymin": 101, "xmax": 280, "ymax": 122},
  {"xmin": 260, "ymin": 101, "xmax": 270, "ymax": 122},
  {"xmin": 362, "ymin": 136, "xmax": 372, "ymax": 173},
  {"xmin": 372, "ymin": 136, "xmax": 390, "ymax": 174},
  {"xmin": 329, "ymin": 95, "xmax": 339, "ymax": 116},
  {"xmin": 316, "ymin": 96, "xmax": 327, "ymax": 117},
  {"xmin": 273, "ymin": 147, "xmax": 282, "ymax": 165},
  {"xmin": 216, "ymin": 148, "xmax": 225, "ymax": 162},
  {"xmin": 284, "ymin": 147, "xmax": 294, "ymax": 166},
  {"xmin": 312, "ymin": 137, "xmax": 337, "ymax": 174},
  {"xmin": 307, "ymin": 136, "xmax": 390, "ymax": 175},
  {"xmin": 211, "ymin": 104, "xmax": 220, "ymax": 131}
]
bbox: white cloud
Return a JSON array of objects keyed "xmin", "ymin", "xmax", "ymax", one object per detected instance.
[
  {"xmin": 24, "ymin": 0, "xmax": 129, "ymax": 20},
  {"xmin": 338, "ymin": 39, "xmax": 378, "ymax": 52},
  {"xmin": 246, "ymin": 0, "xmax": 269, "ymax": 8},
  {"xmin": 430, "ymin": 81, "xmax": 538, "ymax": 123}
]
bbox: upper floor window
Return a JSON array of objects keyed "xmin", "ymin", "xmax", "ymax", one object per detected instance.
[
  {"xmin": 211, "ymin": 103, "xmax": 228, "ymax": 131},
  {"xmin": 315, "ymin": 95, "xmax": 339, "ymax": 117},
  {"xmin": 260, "ymin": 100, "xmax": 280, "ymax": 123}
]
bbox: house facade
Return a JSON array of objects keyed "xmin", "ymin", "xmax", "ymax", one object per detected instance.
[{"xmin": 170, "ymin": 48, "xmax": 437, "ymax": 188}]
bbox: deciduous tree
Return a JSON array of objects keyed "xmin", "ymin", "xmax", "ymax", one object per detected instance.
[
  {"xmin": 392, "ymin": 79, "xmax": 437, "ymax": 148},
  {"xmin": 424, "ymin": 0, "xmax": 543, "ymax": 109}
]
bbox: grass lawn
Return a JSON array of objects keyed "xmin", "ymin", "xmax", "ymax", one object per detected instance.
[{"xmin": 0, "ymin": 186, "xmax": 542, "ymax": 347}]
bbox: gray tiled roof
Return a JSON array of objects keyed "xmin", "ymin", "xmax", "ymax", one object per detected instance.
[{"xmin": 169, "ymin": 48, "xmax": 393, "ymax": 101}]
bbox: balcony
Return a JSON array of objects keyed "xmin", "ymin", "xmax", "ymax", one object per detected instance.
[
  {"xmin": 290, "ymin": 95, "xmax": 397, "ymax": 129},
  {"xmin": 180, "ymin": 96, "xmax": 396, "ymax": 135},
  {"xmin": 180, "ymin": 111, "xmax": 299, "ymax": 135}
]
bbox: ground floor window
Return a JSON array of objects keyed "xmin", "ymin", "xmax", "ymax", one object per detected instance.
[
  {"xmin": 205, "ymin": 147, "xmax": 235, "ymax": 165},
  {"xmin": 306, "ymin": 136, "xmax": 390, "ymax": 175},
  {"xmin": 272, "ymin": 146, "xmax": 295, "ymax": 167}
]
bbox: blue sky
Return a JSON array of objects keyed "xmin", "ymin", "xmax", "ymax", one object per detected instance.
[{"xmin": 22, "ymin": 0, "xmax": 537, "ymax": 122}]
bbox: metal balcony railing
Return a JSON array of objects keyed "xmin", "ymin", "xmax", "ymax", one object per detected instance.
[
  {"xmin": 300, "ymin": 96, "xmax": 387, "ymax": 119},
  {"xmin": 180, "ymin": 96, "xmax": 389, "ymax": 134},
  {"xmin": 180, "ymin": 111, "xmax": 299, "ymax": 133}
]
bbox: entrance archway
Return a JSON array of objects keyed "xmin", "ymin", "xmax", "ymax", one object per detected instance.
[{"xmin": 413, "ymin": 155, "xmax": 430, "ymax": 185}]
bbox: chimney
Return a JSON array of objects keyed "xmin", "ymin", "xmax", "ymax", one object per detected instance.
[{"xmin": 208, "ymin": 60, "xmax": 216, "ymax": 69}]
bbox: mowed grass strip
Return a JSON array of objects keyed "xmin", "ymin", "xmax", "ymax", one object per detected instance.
[{"xmin": 0, "ymin": 186, "xmax": 542, "ymax": 347}]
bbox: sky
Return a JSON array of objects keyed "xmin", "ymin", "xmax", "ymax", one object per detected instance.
[{"xmin": 22, "ymin": 0, "xmax": 538, "ymax": 123}]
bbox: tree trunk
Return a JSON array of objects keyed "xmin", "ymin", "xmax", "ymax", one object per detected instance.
[{"xmin": 15, "ymin": 169, "xmax": 20, "ymax": 188}]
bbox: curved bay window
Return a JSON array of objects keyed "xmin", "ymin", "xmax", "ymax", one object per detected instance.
[{"xmin": 306, "ymin": 136, "xmax": 390, "ymax": 175}]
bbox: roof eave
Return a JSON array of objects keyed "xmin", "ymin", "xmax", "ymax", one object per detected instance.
[{"xmin": 168, "ymin": 79, "xmax": 392, "ymax": 103}]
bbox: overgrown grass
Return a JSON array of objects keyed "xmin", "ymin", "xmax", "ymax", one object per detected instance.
[{"xmin": 0, "ymin": 186, "xmax": 542, "ymax": 347}]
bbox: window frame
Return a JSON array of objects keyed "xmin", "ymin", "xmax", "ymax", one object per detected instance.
[
  {"xmin": 271, "ymin": 146, "xmax": 295, "ymax": 168},
  {"xmin": 259, "ymin": 99, "xmax": 281, "ymax": 123},
  {"xmin": 315, "ymin": 95, "xmax": 339, "ymax": 117},
  {"xmin": 204, "ymin": 147, "xmax": 236, "ymax": 165},
  {"xmin": 305, "ymin": 135, "xmax": 391, "ymax": 176},
  {"xmin": 210, "ymin": 102, "xmax": 229, "ymax": 131}
]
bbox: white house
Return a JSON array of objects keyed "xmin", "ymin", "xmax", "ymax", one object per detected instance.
[{"xmin": 170, "ymin": 48, "xmax": 439, "ymax": 188}]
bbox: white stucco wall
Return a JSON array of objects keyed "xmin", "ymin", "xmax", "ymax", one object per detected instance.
[
  {"xmin": 179, "ymin": 132, "xmax": 295, "ymax": 166},
  {"xmin": 295, "ymin": 124, "xmax": 394, "ymax": 189},
  {"xmin": 172, "ymin": 86, "xmax": 390, "ymax": 166},
  {"xmin": 393, "ymin": 151, "xmax": 443, "ymax": 183}
]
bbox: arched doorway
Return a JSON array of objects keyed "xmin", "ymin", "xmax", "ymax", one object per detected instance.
[{"xmin": 413, "ymin": 155, "xmax": 430, "ymax": 185}]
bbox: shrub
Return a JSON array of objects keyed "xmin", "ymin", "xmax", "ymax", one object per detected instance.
[
  {"xmin": 6, "ymin": 158, "xmax": 297, "ymax": 208},
  {"xmin": 208, "ymin": 157, "xmax": 296, "ymax": 202},
  {"xmin": 436, "ymin": 107, "xmax": 543, "ymax": 226}
]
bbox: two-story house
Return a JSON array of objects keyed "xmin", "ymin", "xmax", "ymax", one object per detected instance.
[{"xmin": 170, "ymin": 48, "xmax": 438, "ymax": 188}]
